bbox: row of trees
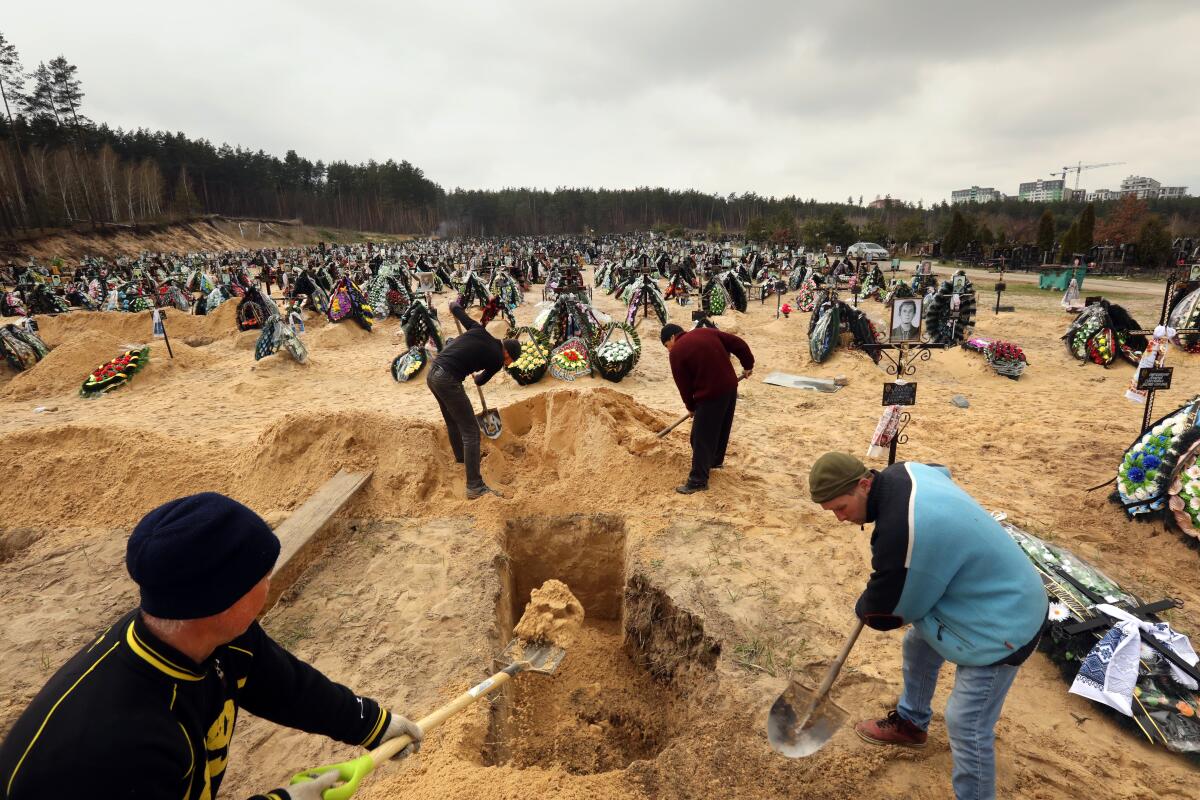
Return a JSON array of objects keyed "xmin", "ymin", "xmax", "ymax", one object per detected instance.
[{"xmin": 1, "ymin": 30, "xmax": 1198, "ymax": 263}]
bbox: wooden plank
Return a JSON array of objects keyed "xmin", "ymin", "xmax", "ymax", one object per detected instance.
[{"xmin": 263, "ymin": 469, "xmax": 372, "ymax": 611}]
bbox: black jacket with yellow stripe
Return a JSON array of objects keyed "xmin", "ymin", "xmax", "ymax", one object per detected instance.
[{"xmin": 0, "ymin": 609, "xmax": 391, "ymax": 800}]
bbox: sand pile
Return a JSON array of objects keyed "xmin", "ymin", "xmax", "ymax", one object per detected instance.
[
  {"xmin": 2, "ymin": 330, "xmax": 126, "ymax": 400},
  {"xmin": 512, "ymin": 579, "xmax": 584, "ymax": 648}
]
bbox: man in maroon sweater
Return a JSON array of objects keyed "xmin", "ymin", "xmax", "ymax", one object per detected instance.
[{"xmin": 660, "ymin": 323, "xmax": 754, "ymax": 493}]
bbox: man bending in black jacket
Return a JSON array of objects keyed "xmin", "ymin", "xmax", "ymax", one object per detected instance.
[
  {"xmin": 0, "ymin": 493, "xmax": 423, "ymax": 800},
  {"xmin": 429, "ymin": 301, "xmax": 521, "ymax": 499}
]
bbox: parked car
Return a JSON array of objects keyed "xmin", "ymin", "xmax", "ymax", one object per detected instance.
[{"xmin": 847, "ymin": 242, "xmax": 889, "ymax": 260}]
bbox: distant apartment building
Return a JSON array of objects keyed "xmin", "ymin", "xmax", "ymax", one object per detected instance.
[
  {"xmin": 867, "ymin": 196, "xmax": 906, "ymax": 209},
  {"xmin": 1118, "ymin": 175, "xmax": 1188, "ymax": 199},
  {"xmin": 1018, "ymin": 178, "xmax": 1066, "ymax": 203},
  {"xmin": 1086, "ymin": 176, "xmax": 1188, "ymax": 202},
  {"xmin": 951, "ymin": 186, "xmax": 1002, "ymax": 204}
]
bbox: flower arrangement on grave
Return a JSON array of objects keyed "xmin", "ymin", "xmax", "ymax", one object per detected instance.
[
  {"xmin": 794, "ymin": 276, "xmax": 820, "ymax": 313},
  {"xmin": 922, "ymin": 271, "xmax": 977, "ymax": 345},
  {"xmin": 719, "ymin": 270, "xmax": 749, "ymax": 312},
  {"xmin": 391, "ymin": 346, "xmax": 427, "ymax": 382},
  {"xmin": 999, "ymin": 518, "xmax": 1200, "ymax": 758},
  {"xmin": 622, "ymin": 275, "xmax": 669, "ymax": 326},
  {"xmin": 326, "ymin": 276, "xmax": 374, "ymax": 331},
  {"xmin": 701, "ymin": 278, "xmax": 729, "ymax": 315},
  {"xmin": 536, "ymin": 295, "xmax": 602, "ymax": 348},
  {"xmin": 549, "ymin": 337, "xmax": 591, "ymax": 381},
  {"xmin": 1113, "ymin": 397, "xmax": 1200, "ymax": 519},
  {"xmin": 505, "ymin": 326, "xmax": 551, "ymax": 385},
  {"xmin": 985, "ymin": 340, "xmax": 1027, "ymax": 379},
  {"xmin": 400, "ymin": 299, "xmax": 443, "ymax": 352},
  {"xmin": 1167, "ymin": 286, "xmax": 1200, "ymax": 353},
  {"xmin": 0, "ymin": 324, "xmax": 47, "ymax": 371},
  {"xmin": 593, "ymin": 322, "xmax": 642, "ymax": 383},
  {"xmin": 1167, "ymin": 450, "xmax": 1200, "ymax": 541},
  {"xmin": 1064, "ymin": 301, "xmax": 1146, "ymax": 366},
  {"xmin": 81, "ymin": 347, "xmax": 150, "ymax": 396}
]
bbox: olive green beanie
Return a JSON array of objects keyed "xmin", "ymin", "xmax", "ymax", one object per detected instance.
[{"xmin": 809, "ymin": 452, "xmax": 871, "ymax": 503}]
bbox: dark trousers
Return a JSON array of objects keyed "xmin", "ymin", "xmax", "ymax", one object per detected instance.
[
  {"xmin": 688, "ymin": 389, "xmax": 737, "ymax": 488},
  {"xmin": 427, "ymin": 365, "xmax": 485, "ymax": 490}
]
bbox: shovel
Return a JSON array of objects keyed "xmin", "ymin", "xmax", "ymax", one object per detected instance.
[
  {"xmin": 767, "ymin": 619, "xmax": 864, "ymax": 758},
  {"xmin": 475, "ymin": 384, "xmax": 503, "ymax": 440},
  {"xmin": 656, "ymin": 373, "xmax": 748, "ymax": 438},
  {"xmin": 291, "ymin": 638, "xmax": 566, "ymax": 800},
  {"xmin": 451, "ymin": 314, "xmax": 503, "ymax": 439}
]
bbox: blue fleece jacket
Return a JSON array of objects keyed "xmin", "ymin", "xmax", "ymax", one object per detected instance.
[{"xmin": 856, "ymin": 462, "xmax": 1047, "ymax": 666}]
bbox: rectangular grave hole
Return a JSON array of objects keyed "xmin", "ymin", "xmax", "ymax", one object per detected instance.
[{"xmin": 485, "ymin": 514, "xmax": 686, "ymax": 775}]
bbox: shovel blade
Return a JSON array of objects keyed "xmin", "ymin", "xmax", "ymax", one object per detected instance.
[
  {"xmin": 477, "ymin": 410, "xmax": 503, "ymax": 439},
  {"xmin": 497, "ymin": 638, "xmax": 566, "ymax": 675},
  {"xmin": 767, "ymin": 680, "xmax": 850, "ymax": 758}
]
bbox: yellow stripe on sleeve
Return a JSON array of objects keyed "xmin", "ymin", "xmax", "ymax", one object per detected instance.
[{"xmin": 6, "ymin": 640, "xmax": 121, "ymax": 796}]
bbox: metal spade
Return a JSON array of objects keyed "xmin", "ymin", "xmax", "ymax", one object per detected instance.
[
  {"xmin": 767, "ymin": 619, "xmax": 864, "ymax": 758},
  {"xmin": 474, "ymin": 384, "xmax": 503, "ymax": 439}
]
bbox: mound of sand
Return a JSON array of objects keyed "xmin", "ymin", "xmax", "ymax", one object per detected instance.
[
  {"xmin": 513, "ymin": 579, "xmax": 584, "ymax": 647},
  {"xmin": 3, "ymin": 331, "xmax": 126, "ymax": 401}
]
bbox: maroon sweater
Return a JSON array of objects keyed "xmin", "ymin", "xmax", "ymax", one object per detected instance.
[{"xmin": 668, "ymin": 328, "xmax": 754, "ymax": 411}]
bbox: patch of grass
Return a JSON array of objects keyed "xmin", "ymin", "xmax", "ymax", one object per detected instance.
[
  {"xmin": 649, "ymin": 557, "xmax": 665, "ymax": 571},
  {"xmin": 731, "ymin": 633, "xmax": 811, "ymax": 677}
]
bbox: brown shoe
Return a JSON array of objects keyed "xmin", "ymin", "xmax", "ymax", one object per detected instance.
[{"xmin": 855, "ymin": 711, "xmax": 927, "ymax": 748}]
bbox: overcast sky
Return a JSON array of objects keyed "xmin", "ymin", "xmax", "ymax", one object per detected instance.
[{"xmin": 5, "ymin": 1, "xmax": 1198, "ymax": 203}]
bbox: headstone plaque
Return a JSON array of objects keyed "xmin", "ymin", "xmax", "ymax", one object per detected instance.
[
  {"xmin": 1136, "ymin": 367, "xmax": 1174, "ymax": 391},
  {"xmin": 882, "ymin": 381, "xmax": 917, "ymax": 406}
]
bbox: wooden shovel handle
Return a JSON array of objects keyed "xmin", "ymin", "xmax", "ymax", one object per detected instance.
[
  {"xmin": 812, "ymin": 619, "xmax": 865, "ymax": 702},
  {"xmin": 371, "ymin": 667, "xmax": 517, "ymax": 765},
  {"xmin": 656, "ymin": 413, "xmax": 691, "ymax": 438}
]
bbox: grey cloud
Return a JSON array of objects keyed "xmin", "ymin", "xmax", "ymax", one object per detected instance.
[{"xmin": 2, "ymin": 0, "xmax": 1197, "ymax": 202}]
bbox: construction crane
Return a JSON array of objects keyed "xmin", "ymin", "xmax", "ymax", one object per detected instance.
[{"xmin": 1051, "ymin": 161, "xmax": 1126, "ymax": 191}]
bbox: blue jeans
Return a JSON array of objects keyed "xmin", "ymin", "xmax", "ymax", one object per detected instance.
[{"xmin": 897, "ymin": 627, "xmax": 1019, "ymax": 800}]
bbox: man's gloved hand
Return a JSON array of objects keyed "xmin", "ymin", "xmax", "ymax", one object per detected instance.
[
  {"xmin": 473, "ymin": 371, "xmax": 488, "ymax": 386},
  {"xmin": 284, "ymin": 769, "xmax": 340, "ymax": 800},
  {"xmin": 381, "ymin": 712, "xmax": 423, "ymax": 758}
]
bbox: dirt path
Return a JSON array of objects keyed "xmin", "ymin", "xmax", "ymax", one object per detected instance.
[{"xmin": 1, "ymin": 275, "xmax": 1197, "ymax": 798}]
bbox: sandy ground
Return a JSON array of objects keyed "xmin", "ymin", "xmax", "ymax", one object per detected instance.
[
  {"xmin": 1, "ymin": 216, "xmax": 412, "ymax": 261},
  {"xmin": 2, "ymin": 272, "xmax": 1199, "ymax": 799}
]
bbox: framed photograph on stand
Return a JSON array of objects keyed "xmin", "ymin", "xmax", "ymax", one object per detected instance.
[{"xmin": 890, "ymin": 298, "xmax": 923, "ymax": 342}]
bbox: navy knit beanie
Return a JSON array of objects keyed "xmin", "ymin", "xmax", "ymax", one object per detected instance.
[{"xmin": 126, "ymin": 493, "xmax": 281, "ymax": 620}]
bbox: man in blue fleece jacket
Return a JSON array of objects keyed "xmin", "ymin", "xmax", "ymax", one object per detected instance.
[{"xmin": 809, "ymin": 452, "xmax": 1047, "ymax": 800}]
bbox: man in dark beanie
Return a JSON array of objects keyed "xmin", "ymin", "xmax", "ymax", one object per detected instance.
[
  {"xmin": 428, "ymin": 300, "xmax": 520, "ymax": 500},
  {"xmin": 0, "ymin": 493, "xmax": 423, "ymax": 800},
  {"xmin": 809, "ymin": 453, "xmax": 1046, "ymax": 800},
  {"xmin": 660, "ymin": 322, "xmax": 754, "ymax": 494}
]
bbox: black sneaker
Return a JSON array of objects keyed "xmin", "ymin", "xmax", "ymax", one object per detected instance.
[
  {"xmin": 710, "ymin": 464, "xmax": 724, "ymax": 470},
  {"xmin": 675, "ymin": 484, "xmax": 707, "ymax": 495},
  {"xmin": 467, "ymin": 486, "xmax": 505, "ymax": 500}
]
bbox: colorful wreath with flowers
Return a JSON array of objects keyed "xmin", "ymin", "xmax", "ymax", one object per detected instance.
[
  {"xmin": 1064, "ymin": 300, "xmax": 1146, "ymax": 366},
  {"xmin": 1114, "ymin": 397, "xmax": 1200, "ymax": 518},
  {"xmin": 548, "ymin": 337, "xmax": 591, "ymax": 381},
  {"xmin": 505, "ymin": 326, "xmax": 551, "ymax": 386},
  {"xmin": 81, "ymin": 346, "xmax": 150, "ymax": 396}
]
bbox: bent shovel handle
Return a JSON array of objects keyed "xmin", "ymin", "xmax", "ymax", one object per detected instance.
[
  {"xmin": 813, "ymin": 619, "xmax": 865, "ymax": 701},
  {"xmin": 293, "ymin": 668, "xmax": 519, "ymax": 799}
]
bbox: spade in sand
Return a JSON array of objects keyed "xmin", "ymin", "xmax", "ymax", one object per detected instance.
[
  {"xmin": 767, "ymin": 619, "xmax": 863, "ymax": 758},
  {"xmin": 291, "ymin": 580, "xmax": 583, "ymax": 799},
  {"xmin": 499, "ymin": 578, "xmax": 585, "ymax": 673}
]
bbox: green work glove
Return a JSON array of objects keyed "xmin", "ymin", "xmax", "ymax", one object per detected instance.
[
  {"xmin": 381, "ymin": 712, "xmax": 423, "ymax": 758},
  {"xmin": 283, "ymin": 768, "xmax": 340, "ymax": 800}
]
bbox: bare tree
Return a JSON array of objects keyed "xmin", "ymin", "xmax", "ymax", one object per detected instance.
[{"xmin": 0, "ymin": 31, "xmax": 33, "ymax": 226}]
